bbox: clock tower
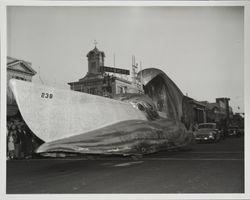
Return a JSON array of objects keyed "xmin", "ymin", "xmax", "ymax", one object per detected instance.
[{"xmin": 86, "ymin": 42, "xmax": 105, "ymax": 75}]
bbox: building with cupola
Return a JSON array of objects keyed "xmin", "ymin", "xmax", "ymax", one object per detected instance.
[
  {"xmin": 7, "ymin": 56, "xmax": 37, "ymax": 117},
  {"xmin": 68, "ymin": 45, "xmax": 143, "ymax": 97}
]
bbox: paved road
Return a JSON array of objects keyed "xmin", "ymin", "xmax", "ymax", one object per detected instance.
[{"xmin": 7, "ymin": 136, "xmax": 244, "ymax": 194}]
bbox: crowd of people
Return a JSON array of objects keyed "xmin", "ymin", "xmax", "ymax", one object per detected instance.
[{"xmin": 7, "ymin": 119, "xmax": 42, "ymax": 160}]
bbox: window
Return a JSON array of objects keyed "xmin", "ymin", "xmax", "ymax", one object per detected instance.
[
  {"xmin": 89, "ymin": 88, "xmax": 96, "ymax": 94},
  {"xmin": 117, "ymin": 86, "xmax": 123, "ymax": 94},
  {"xmin": 198, "ymin": 124, "xmax": 216, "ymax": 129},
  {"xmin": 14, "ymin": 76, "xmax": 26, "ymax": 81}
]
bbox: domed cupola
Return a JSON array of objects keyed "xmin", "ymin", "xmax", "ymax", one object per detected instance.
[{"xmin": 86, "ymin": 43, "xmax": 105, "ymax": 75}]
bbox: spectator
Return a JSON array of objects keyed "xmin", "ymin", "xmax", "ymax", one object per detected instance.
[
  {"xmin": 192, "ymin": 123, "xmax": 198, "ymax": 132},
  {"xmin": 10, "ymin": 124, "xmax": 21, "ymax": 159},
  {"xmin": 17, "ymin": 124, "xmax": 26, "ymax": 158},
  {"xmin": 31, "ymin": 135, "xmax": 40, "ymax": 154},
  {"xmin": 6, "ymin": 126, "xmax": 9, "ymax": 159},
  {"xmin": 7, "ymin": 120, "xmax": 13, "ymax": 131},
  {"xmin": 23, "ymin": 126, "xmax": 33, "ymax": 158},
  {"xmin": 7, "ymin": 121, "xmax": 14, "ymax": 159},
  {"xmin": 7, "ymin": 130, "xmax": 15, "ymax": 160}
]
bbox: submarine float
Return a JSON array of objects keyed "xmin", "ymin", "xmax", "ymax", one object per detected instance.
[{"xmin": 9, "ymin": 68, "xmax": 194, "ymax": 157}]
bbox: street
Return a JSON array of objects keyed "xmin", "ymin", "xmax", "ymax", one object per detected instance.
[{"xmin": 7, "ymin": 136, "xmax": 244, "ymax": 194}]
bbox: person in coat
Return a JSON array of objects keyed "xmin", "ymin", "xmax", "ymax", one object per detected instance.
[{"xmin": 7, "ymin": 131, "xmax": 15, "ymax": 160}]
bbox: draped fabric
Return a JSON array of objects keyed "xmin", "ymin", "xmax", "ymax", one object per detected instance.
[{"xmin": 36, "ymin": 68, "xmax": 194, "ymax": 156}]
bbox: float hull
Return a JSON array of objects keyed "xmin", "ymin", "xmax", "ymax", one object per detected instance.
[
  {"xmin": 9, "ymin": 68, "xmax": 194, "ymax": 156},
  {"xmin": 9, "ymin": 79, "xmax": 147, "ymax": 143}
]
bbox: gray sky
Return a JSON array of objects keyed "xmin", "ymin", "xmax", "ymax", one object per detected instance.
[{"xmin": 7, "ymin": 6, "xmax": 244, "ymax": 113}]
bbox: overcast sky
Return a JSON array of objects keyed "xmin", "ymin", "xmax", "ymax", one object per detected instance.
[{"xmin": 7, "ymin": 6, "xmax": 244, "ymax": 113}]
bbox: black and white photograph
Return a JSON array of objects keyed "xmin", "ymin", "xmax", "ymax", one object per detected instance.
[{"xmin": 0, "ymin": 1, "xmax": 249, "ymax": 200}]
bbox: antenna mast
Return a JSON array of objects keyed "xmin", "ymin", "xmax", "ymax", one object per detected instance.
[
  {"xmin": 139, "ymin": 61, "xmax": 142, "ymax": 83},
  {"xmin": 94, "ymin": 40, "xmax": 98, "ymax": 48},
  {"xmin": 38, "ymin": 66, "xmax": 44, "ymax": 84},
  {"xmin": 132, "ymin": 55, "xmax": 138, "ymax": 85}
]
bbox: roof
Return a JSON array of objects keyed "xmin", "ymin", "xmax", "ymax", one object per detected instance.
[
  {"xmin": 183, "ymin": 96, "xmax": 206, "ymax": 107},
  {"xmin": 192, "ymin": 99, "xmax": 206, "ymax": 107},
  {"xmin": 207, "ymin": 102, "xmax": 220, "ymax": 110},
  {"xmin": 86, "ymin": 47, "xmax": 105, "ymax": 57},
  {"xmin": 200, "ymin": 102, "xmax": 220, "ymax": 110},
  {"xmin": 68, "ymin": 73, "xmax": 132, "ymax": 85},
  {"xmin": 7, "ymin": 56, "xmax": 37, "ymax": 75},
  {"xmin": 79, "ymin": 73, "xmax": 104, "ymax": 81},
  {"xmin": 199, "ymin": 122, "xmax": 216, "ymax": 125},
  {"xmin": 115, "ymin": 76, "xmax": 132, "ymax": 84}
]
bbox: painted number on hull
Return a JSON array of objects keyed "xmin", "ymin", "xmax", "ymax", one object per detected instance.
[{"xmin": 41, "ymin": 93, "xmax": 53, "ymax": 99}]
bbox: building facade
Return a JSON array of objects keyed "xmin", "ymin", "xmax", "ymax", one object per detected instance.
[
  {"xmin": 7, "ymin": 56, "xmax": 37, "ymax": 116},
  {"xmin": 182, "ymin": 96, "xmax": 206, "ymax": 129},
  {"xmin": 201, "ymin": 98, "xmax": 233, "ymax": 124},
  {"xmin": 68, "ymin": 46, "xmax": 143, "ymax": 97}
]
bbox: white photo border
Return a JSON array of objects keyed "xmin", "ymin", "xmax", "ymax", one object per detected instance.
[{"xmin": 1, "ymin": 1, "xmax": 249, "ymax": 200}]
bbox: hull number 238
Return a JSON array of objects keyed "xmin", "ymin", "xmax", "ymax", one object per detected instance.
[{"xmin": 41, "ymin": 92, "xmax": 53, "ymax": 99}]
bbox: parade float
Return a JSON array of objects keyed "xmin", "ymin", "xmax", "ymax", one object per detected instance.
[{"xmin": 9, "ymin": 68, "xmax": 194, "ymax": 157}]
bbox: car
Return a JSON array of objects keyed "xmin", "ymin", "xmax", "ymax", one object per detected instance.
[
  {"xmin": 228, "ymin": 126, "xmax": 241, "ymax": 137},
  {"xmin": 194, "ymin": 123, "xmax": 222, "ymax": 143}
]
